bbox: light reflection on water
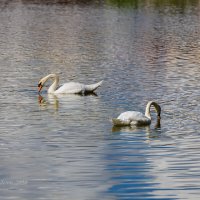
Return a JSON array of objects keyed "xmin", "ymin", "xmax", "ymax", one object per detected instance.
[{"xmin": 1, "ymin": 0, "xmax": 200, "ymax": 199}]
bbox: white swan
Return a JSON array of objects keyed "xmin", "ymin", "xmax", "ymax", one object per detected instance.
[
  {"xmin": 112, "ymin": 101, "xmax": 161, "ymax": 126},
  {"xmin": 38, "ymin": 74, "xmax": 103, "ymax": 94}
]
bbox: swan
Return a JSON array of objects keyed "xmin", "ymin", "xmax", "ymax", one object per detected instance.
[
  {"xmin": 112, "ymin": 101, "xmax": 161, "ymax": 126},
  {"xmin": 38, "ymin": 74, "xmax": 103, "ymax": 94}
]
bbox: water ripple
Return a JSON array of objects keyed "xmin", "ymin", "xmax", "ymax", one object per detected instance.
[{"xmin": 1, "ymin": 1, "xmax": 200, "ymax": 200}]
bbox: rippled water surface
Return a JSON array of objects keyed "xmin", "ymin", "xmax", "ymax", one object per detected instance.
[{"xmin": 1, "ymin": 0, "xmax": 200, "ymax": 199}]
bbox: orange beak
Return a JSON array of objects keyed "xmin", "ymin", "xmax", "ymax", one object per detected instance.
[{"xmin": 38, "ymin": 83, "xmax": 43, "ymax": 92}]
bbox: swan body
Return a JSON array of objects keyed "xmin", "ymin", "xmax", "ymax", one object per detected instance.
[
  {"xmin": 38, "ymin": 74, "xmax": 103, "ymax": 94},
  {"xmin": 112, "ymin": 101, "xmax": 161, "ymax": 126}
]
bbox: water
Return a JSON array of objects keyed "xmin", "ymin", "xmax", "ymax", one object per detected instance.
[{"xmin": 1, "ymin": 0, "xmax": 200, "ymax": 199}]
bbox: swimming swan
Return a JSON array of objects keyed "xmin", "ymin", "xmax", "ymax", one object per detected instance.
[
  {"xmin": 112, "ymin": 101, "xmax": 161, "ymax": 126},
  {"xmin": 38, "ymin": 74, "xmax": 103, "ymax": 94}
]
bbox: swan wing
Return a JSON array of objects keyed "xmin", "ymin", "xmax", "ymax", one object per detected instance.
[
  {"xmin": 117, "ymin": 111, "xmax": 145, "ymax": 121},
  {"xmin": 54, "ymin": 82, "xmax": 85, "ymax": 94},
  {"xmin": 113, "ymin": 111, "xmax": 150, "ymax": 126},
  {"xmin": 54, "ymin": 81, "xmax": 103, "ymax": 94}
]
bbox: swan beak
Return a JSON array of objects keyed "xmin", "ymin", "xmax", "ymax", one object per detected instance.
[{"xmin": 38, "ymin": 83, "xmax": 43, "ymax": 92}]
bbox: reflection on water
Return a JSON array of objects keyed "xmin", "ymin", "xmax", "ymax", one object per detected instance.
[
  {"xmin": 112, "ymin": 118, "xmax": 161, "ymax": 133},
  {"xmin": 38, "ymin": 95, "xmax": 59, "ymax": 110},
  {"xmin": 1, "ymin": 0, "xmax": 200, "ymax": 199},
  {"xmin": 38, "ymin": 93, "xmax": 98, "ymax": 110}
]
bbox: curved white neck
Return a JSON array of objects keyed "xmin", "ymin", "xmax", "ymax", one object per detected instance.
[
  {"xmin": 46, "ymin": 74, "xmax": 59, "ymax": 93},
  {"xmin": 145, "ymin": 101, "xmax": 152, "ymax": 119},
  {"xmin": 144, "ymin": 101, "xmax": 161, "ymax": 120}
]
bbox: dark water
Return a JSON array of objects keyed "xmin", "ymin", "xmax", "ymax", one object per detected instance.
[{"xmin": 1, "ymin": 0, "xmax": 200, "ymax": 199}]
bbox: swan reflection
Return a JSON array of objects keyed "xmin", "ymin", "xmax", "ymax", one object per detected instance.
[
  {"xmin": 38, "ymin": 92, "xmax": 98, "ymax": 111},
  {"xmin": 38, "ymin": 94, "xmax": 59, "ymax": 110},
  {"xmin": 112, "ymin": 118, "xmax": 161, "ymax": 138}
]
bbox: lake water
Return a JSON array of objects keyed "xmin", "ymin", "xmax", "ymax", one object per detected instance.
[{"xmin": 1, "ymin": 0, "xmax": 200, "ymax": 199}]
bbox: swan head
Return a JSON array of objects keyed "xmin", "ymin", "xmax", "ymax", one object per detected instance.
[
  {"xmin": 38, "ymin": 74, "xmax": 58, "ymax": 93},
  {"xmin": 38, "ymin": 82, "xmax": 43, "ymax": 92},
  {"xmin": 145, "ymin": 101, "xmax": 161, "ymax": 120},
  {"xmin": 38, "ymin": 76, "xmax": 48, "ymax": 92},
  {"xmin": 151, "ymin": 101, "xmax": 161, "ymax": 118}
]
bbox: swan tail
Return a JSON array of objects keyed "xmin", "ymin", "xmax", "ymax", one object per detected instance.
[
  {"xmin": 112, "ymin": 118, "xmax": 130, "ymax": 126},
  {"xmin": 85, "ymin": 80, "xmax": 103, "ymax": 92}
]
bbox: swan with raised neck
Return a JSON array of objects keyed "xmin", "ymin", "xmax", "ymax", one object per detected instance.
[{"xmin": 38, "ymin": 73, "xmax": 103, "ymax": 94}]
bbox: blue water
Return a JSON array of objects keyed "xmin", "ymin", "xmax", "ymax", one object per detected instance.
[{"xmin": 0, "ymin": 0, "xmax": 200, "ymax": 199}]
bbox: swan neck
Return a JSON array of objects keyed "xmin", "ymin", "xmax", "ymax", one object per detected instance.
[
  {"xmin": 47, "ymin": 74, "xmax": 59, "ymax": 93},
  {"xmin": 145, "ymin": 102, "xmax": 152, "ymax": 119},
  {"xmin": 144, "ymin": 101, "xmax": 161, "ymax": 120}
]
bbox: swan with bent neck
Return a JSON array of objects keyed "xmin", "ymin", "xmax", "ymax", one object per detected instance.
[
  {"xmin": 38, "ymin": 74, "xmax": 103, "ymax": 94},
  {"xmin": 112, "ymin": 101, "xmax": 161, "ymax": 126}
]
